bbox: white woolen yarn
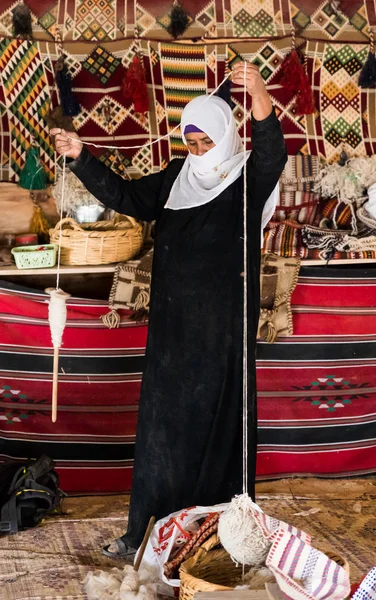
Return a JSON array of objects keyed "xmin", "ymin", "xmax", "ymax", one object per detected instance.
[
  {"xmin": 217, "ymin": 494, "xmax": 271, "ymax": 566},
  {"xmin": 240, "ymin": 566, "xmax": 275, "ymax": 590},
  {"xmin": 47, "ymin": 289, "xmax": 69, "ymax": 348},
  {"xmin": 84, "ymin": 568, "xmax": 124, "ymax": 600},
  {"xmin": 85, "ymin": 565, "xmax": 156, "ymax": 600}
]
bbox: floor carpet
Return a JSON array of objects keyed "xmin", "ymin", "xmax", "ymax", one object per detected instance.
[{"xmin": 0, "ymin": 479, "xmax": 375, "ymax": 599}]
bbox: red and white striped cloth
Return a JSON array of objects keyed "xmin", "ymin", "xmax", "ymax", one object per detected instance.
[{"xmin": 250, "ymin": 503, "xmax": 350, "ymax": 600}]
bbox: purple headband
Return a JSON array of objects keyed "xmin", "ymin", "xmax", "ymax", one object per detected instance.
[{"xmin": 184, "ymin": 124, "xmax": 204, "ymax": 134}]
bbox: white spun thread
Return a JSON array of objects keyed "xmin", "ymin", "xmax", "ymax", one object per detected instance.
[
  {"xmin": 65, "ymin": 73, "xmax": 231, "ymax": 152},
  {"xmin": 56, "ymin": 153, "xmax": 67, "ymax": 291},
  {"xmin": 242, "ymin": 62, "xmax": 248, "ymax": 498},
  {"xmin": 242, "ymin": 62, "xmax": 248, "ymax": 581},
  {"xmin": 48, "ymin": 289, "xmax": 69, "ymax": 348}
]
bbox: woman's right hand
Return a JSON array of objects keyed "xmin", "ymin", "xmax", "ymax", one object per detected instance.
[{"xmin": 50, "ymin": 128, "xmax": 83, "ymax": 160}]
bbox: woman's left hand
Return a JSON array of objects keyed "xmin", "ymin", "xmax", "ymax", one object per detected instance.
[{"xmin": 231, "ymin": 61, "xmax": 267, "ymax": 98}]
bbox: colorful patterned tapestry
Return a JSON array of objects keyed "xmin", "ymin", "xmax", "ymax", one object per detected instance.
[
  {"xmin": 0, "ymin": 0, "xmax": 375, "ymax": 181},
  {"xmin": 257, "ymin": 264, "xmax": 376, "ymax": 479},
  {"xmin": 0, "ymin": 271, "xmax": 375, "ymax": 494},
  {"xmin": 0, "ymin": 280, "xmax": 146, "ymax": 493}
]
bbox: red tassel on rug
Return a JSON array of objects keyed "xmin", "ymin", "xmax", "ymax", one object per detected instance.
[
  {"xmin": 122, "ymin": 55, "xmax": 149, "ymax": 114},
  {"xmin": 295, "ymin": 86, "xmax": 315, "ymax": 115},
  {"xmin": 279, "ymin": 49, "xmax": 306, "ymax": 93},
  {"xmin": 295, "ymin": 65, "xmax": 315, "ymax": 115},
  {"xmin": 280, "ymin": 29, "xmax": 315, "ymax": 115},
  {"xmin": 279, "ymin": 27, "xmax": 306, "ymax": 93}
]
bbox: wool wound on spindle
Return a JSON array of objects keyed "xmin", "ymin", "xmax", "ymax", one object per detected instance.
[{"xmin": 217, "ymin": 494, "xmax": 271, "ymax": 566}]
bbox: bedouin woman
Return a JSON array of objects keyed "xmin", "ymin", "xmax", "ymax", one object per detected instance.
[{"xmin": 52, "ymin": 61, "xmax": 287, "ymax": 558}]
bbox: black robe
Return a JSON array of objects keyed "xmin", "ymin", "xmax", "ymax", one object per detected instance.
[{"xmin": 69, "ymin": 108, "xmax": 287, "ymax": 547}]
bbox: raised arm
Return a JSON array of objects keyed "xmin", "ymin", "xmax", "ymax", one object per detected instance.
[
  {"xmin": 52, "ymin": 129, "xmax": 170, "ymax": 222},
  {"xmin": 231, "ymin": 62, "xmax": 287, "ymax": 207},
  {"xmin": 248, "ymin": 108, "xmax": 287, "ymax": 184},
  {"xmin": 68, "ymin": 147, "xmax": 170, "ymax": 222}
]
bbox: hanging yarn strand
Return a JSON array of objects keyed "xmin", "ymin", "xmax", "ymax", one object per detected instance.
[
  {"xmin": 242, "ymin": 63, "xmax": 249, "ymax": 579},
  {"xmin": 217, "ymin": 65, "xmax": 275, "ymax": 570},
  {"xmin": 64, "ymin": 71, "xmax": 232, "ymax": 152},
  {"xmin": 242, "ymin": 62, "xmax": 248, "ymax": 498},
  {"xmin": 45, "ymin": 154, "xmax": 71, "ymax": 423}
]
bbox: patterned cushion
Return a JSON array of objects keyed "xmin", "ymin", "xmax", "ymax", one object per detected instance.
[
  {"xmin": 272, "ymin": 156, "xmax": 321, "ymax": 225},
  {"xmin": 263, "ymin": 222, "xmax": 309, "ymax": 258},
  {"xmin": 315, "ymin": 197, "xmax": 353, "ymax": 229}
]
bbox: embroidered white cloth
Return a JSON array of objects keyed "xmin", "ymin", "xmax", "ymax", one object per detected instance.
[{"xmin": 139, "ymin": 500, "xmax": 350, "ymax": 600}]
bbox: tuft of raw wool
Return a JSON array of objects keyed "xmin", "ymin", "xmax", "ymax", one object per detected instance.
[
  {"xmin": 314, "ymin": 162, "xmax": 364, "ymax": 203},
  {"xmin": 53, "ymin": 168, "xmax": 103, "ymax": 216},
  {"xmin": 45, "ymin": 106, "xmax": 76, "ymax": 134},
  {"xmin": 12, "ymin": 3, "xmax": 32, "ymax": 38},
  {"xmin": 348, "ymin": 155, "xmax": 376, "ymax": 189},
  {"xmin": 218, "ymin": 494, "xmax": 271, "ymax": 566},
  {"xmin": 236, "ymin": 566, "xmax": 275, "ymax": 590},
  {"xmin": 314, "ymin": 156, "xmax": 376, "ymax": 206},
  {"xmin": 85, "ymin": 568, "xmax": 124, "ymax": 600},
  {"xmin": 167, "ymin": 0, "xmax": 190, "ymax": 39},
  {"xmin": 84, "ymin": 565, "xmax": 157, "ymax": 600}
]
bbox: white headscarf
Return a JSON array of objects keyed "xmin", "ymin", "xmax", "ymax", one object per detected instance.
[
  {"xmin": 165, "ymin": 95, "xmax": 248, "ymax": 210},
  {"xmin": 165, "ymin": 94, "xmax": 279, "ymax": 242}
]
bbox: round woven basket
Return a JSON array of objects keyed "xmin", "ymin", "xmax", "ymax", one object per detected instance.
[
  {"xmin": 49, "ymin": 216, "xmax": 143, "ymax": 265},
  {"xmin": 179, "ymin": 535, "xmax": 241, "ymax": 600},
  {"xmin": 179, "ymin": 535, "xmax": 350, "ymax": 600}
]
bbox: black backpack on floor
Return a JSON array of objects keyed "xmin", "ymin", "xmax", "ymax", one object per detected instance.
[{"xmin": 0, "ymin": 454, "xmax": 65, "ymax": 535}]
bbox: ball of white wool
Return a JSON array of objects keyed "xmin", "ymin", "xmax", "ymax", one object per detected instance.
[{"xmin": 218, "ymin": 494, "xmax": 271, "ymax": 566}]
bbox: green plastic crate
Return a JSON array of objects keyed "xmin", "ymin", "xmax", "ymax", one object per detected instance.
[{"xmin": 11, "ymin": 244, "xmax": 57, "ymax": 269}]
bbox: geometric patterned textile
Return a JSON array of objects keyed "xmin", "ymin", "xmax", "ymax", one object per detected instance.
[
  {"xmin": 1, "ymin": 270, "xmax": 376, "ymax": 493},
  {"xmin": 320, "ymin": 43, "xmax": 368, "ymax": 161},
  {"xmin": 0, "ymin": 1, "xmax": 375, "ymax": 180},
  {"xmin": 0, "ymin": 279, "xmax": 147, "ymax": 494},
  {"xmin": 257, "ymin": 264, "xmax": 376, "ymax": 480},
  {"xmin": 0, "ymin": 0, "xmax": 375, "ymax": 40},
  {"xmin": 160, "ymin": 44, "xmax": 207, "ymax": 156},
  {"xmin": 74, "ymin": 0, "xmax": 117, "ymax": 41},
  {"xmin": 263, "ymin": 222, "xmax": 376, "ymax": 260},
  {"xmin": 231, "ymin": 0, "xmax": 277, "ymax": 37},
  {"xmin": 0, "ymin": 39, "xmax": 54, "ymax": 182},
  {"xmin": 82, "ymin": 45, "xmax": 121, "ymax": 84}
]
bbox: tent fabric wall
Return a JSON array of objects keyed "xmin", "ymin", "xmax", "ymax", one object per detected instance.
[
  {"xmin": 0, "ymin": 1, "xmax": 375, "ymax": 184},
  {"xmin": 0, "ymin": 270, "xmax": 375, "ymax": 494}
]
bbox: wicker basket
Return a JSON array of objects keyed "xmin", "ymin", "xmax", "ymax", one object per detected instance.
[
  {"xmin": 49, "ymin": 217, "xmax": 143, "ymax": 266},
  {"xmin": 179, "ymin": 535, "xmax": 350, "ymax": 600},
  {"xmin": 179, "ymin": 535, "xmax": 240, "ymax": 600}
]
